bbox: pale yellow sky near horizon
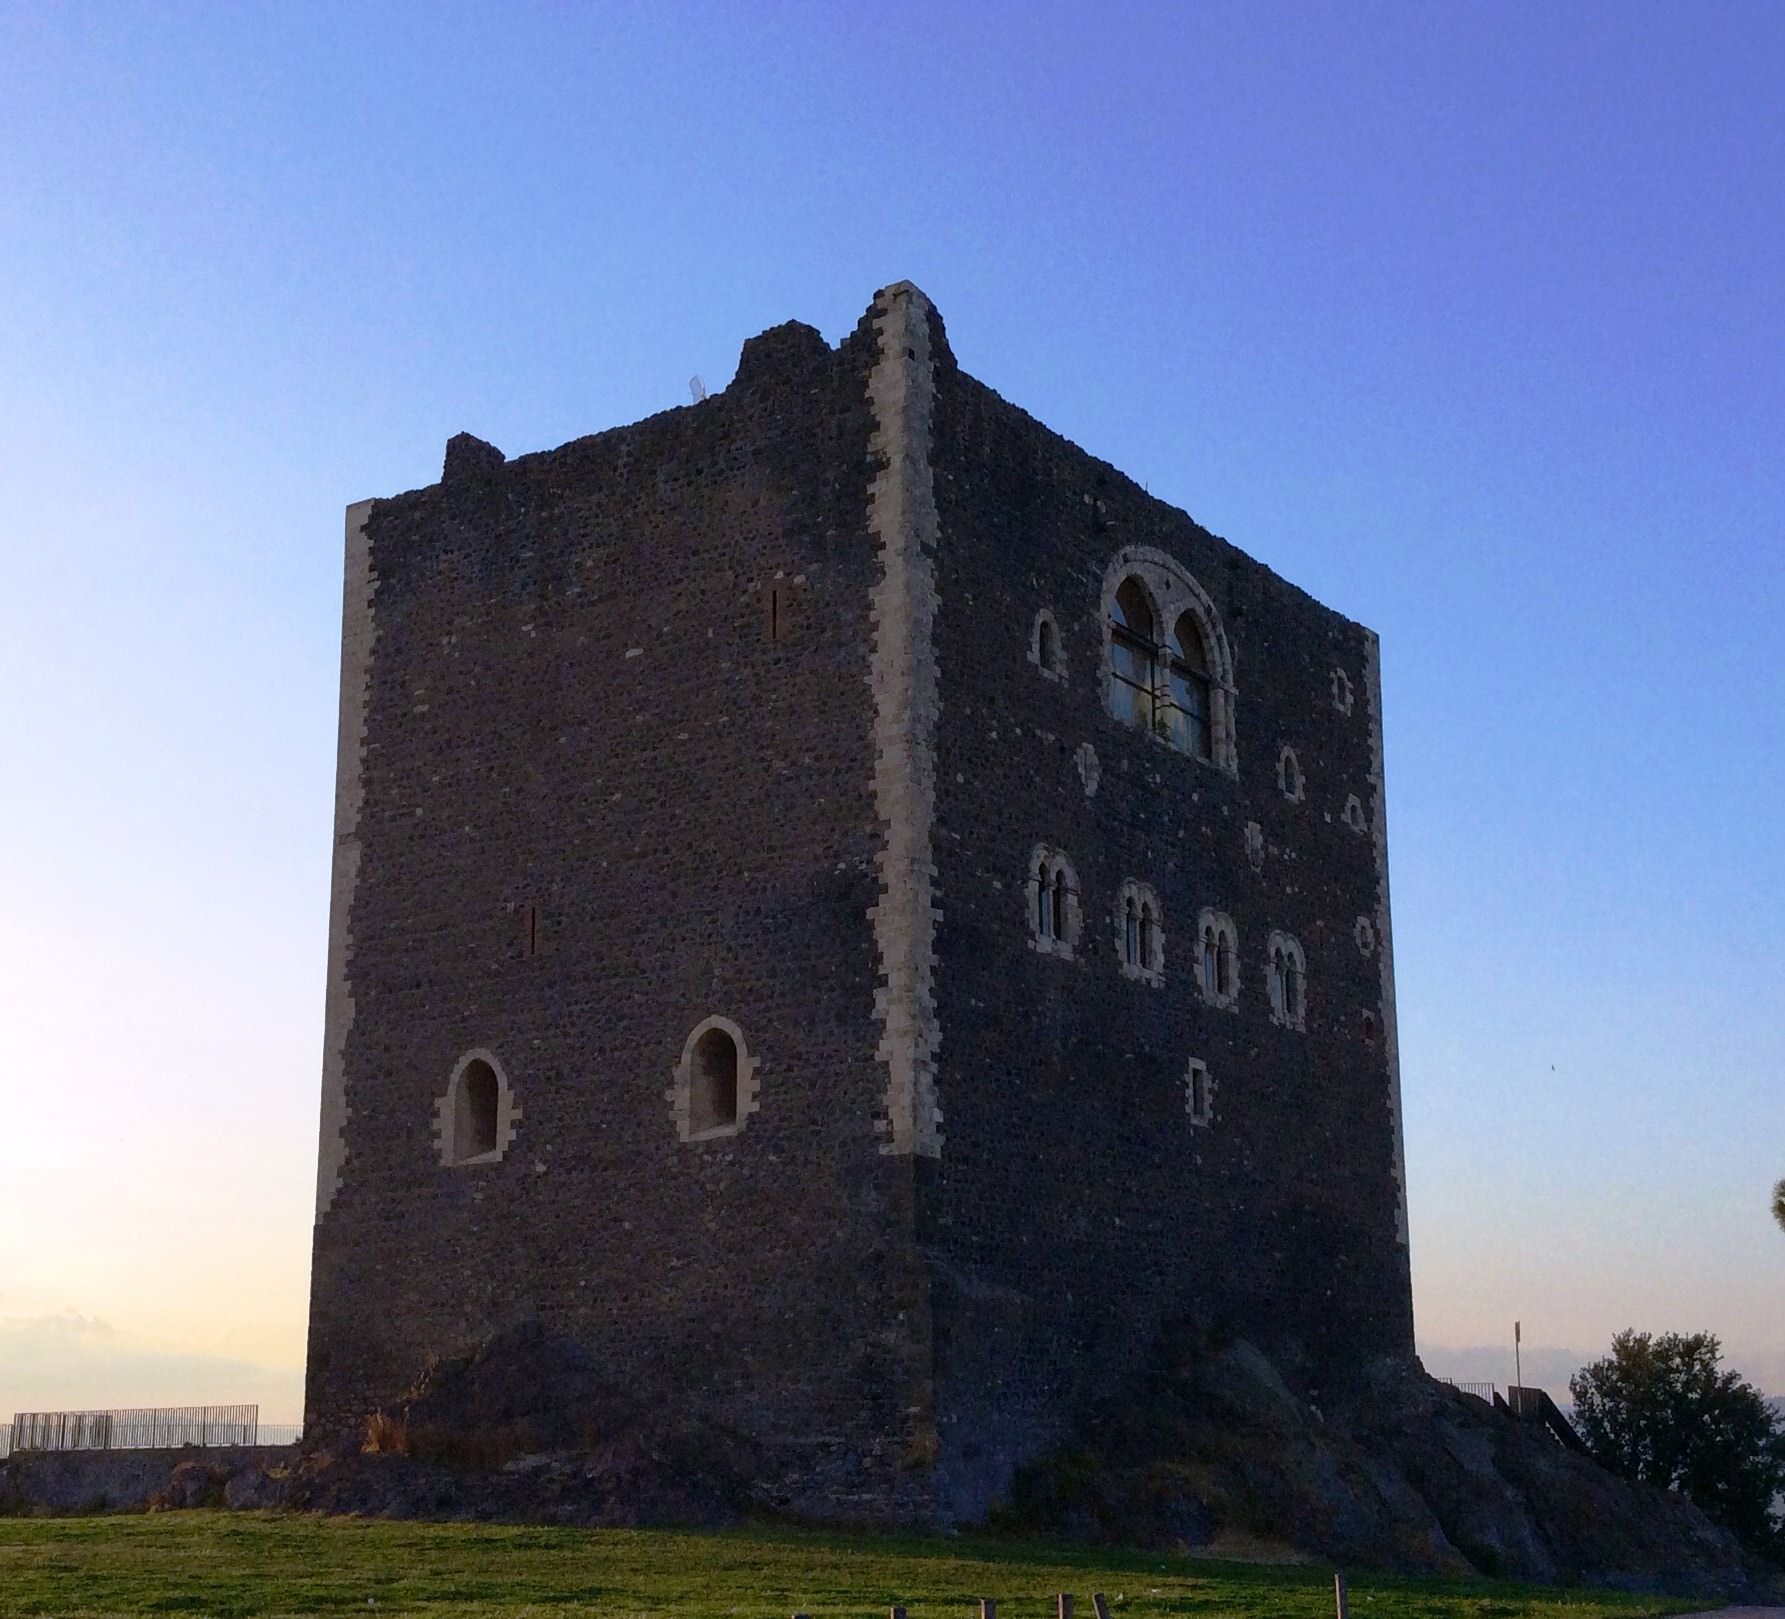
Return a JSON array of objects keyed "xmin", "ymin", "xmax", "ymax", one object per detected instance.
[{"xmin": 5, "ymin": 1135, "xmax": 1783, "ymax": 1423}]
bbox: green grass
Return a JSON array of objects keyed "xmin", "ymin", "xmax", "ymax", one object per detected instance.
[{"xmin": 0, "ymin": 1514, "xmax": 1706, "ymax": 1619}]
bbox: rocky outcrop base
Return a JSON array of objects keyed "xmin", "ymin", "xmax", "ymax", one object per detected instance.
[{"xmin": 1001, "ymin": 1336, "xmax": 1780, "ymax": 1600}]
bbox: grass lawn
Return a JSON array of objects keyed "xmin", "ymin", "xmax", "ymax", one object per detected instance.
[{"xmin": 0, "ymin": 1514, "xmax": 1709, "ymax": 1619}]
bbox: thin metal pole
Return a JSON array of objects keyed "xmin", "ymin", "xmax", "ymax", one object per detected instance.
[{"xmin": 1334, "ymin": 1570, "xmax": 1349, "ymax": 1619}]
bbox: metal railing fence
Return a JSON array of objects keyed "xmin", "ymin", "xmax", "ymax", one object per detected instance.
[
  {"xmin": 9, "ymin": 1405, "xmax": 259, "ymax": 1452},
  {"xmin": 1441, "ymin": 1379, "xmax": 1498, "ymax": 1401}
]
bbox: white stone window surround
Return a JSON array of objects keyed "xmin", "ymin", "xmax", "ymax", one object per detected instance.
[
  {"xmin": 1184, "ymin": 1057, "xmax": 1216, "ymax": 1127},
  {"xmin": 1027, "ymin": 843, "xmax": 1083, "ymax": 960},
  {"xmin": 668, "ymin": 1014, "xmax": 762, "ymax": 1144},
  {"xmin": 1099, "ymin": 547, "xmax": 1238, "ymax": 775},
  {"xmin": 1354, "ymin": 915, "xmax": 1377, "ymax": 956},
  {"xmin": 1277, "ymin": 745, "xmax": 1305, "ymax": 803},
  {"xmin": 1332, "ymin": 667, "xmax": 1355, "ymax": 715},
  {"xmin": 1266, "ymin": 930, "xmax": 1308, "ymax": 1031},
  {"xmin": 1195, "ymin": 908, "xmax": 1240, "ymax": 1009},
  {"xmin": 1343, "ymin": 793, "xmax": 1368, "ymax": 834},
  {"xmin": 1029, "ymin": 607, "xmax": 1067, "ymax": 682},
  {"xmin": 435, "ymin": 1048, "xmax": 522, "ymax": 1168},
  {"xmin": 1113, "ymin": 878, "xmax": 1165, "ymax": 985}
]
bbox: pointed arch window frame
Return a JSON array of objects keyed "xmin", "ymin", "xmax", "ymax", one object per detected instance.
[
  {"xmin": 1027, "ymin": 844, "xmax": 1083, "ymax": 960},
  {"xmin": 1196, "ymin": 908, "xmax": 1240, "ymax": 1009},
  {"xmin": 1100, "ymin": 548, "xmax": 1238, "ymax": 774},
  {"xmin": 1114, "ymin": 877, "xmax": 1165, "ymax": 985},
  {"xmin": 1266, "ymin": 930, "xmax": 1308, "ymax": 1032},
  {"xmin": 668, "ymin": 1014, "xmax": 762, "ymax": 1143}
]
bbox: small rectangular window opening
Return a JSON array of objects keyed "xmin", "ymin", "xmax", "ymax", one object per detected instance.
[
  {"xmin": 522, "ymin": 903, "xmax": 540, "ymax": 958},
  {"xmin": 1188, "ymin": 1063, "xmax": 1212, "ymax": 1125}
]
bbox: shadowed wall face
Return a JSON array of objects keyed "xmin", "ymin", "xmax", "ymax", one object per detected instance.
[
  {"xmin": 919, "ymin": 300, "xmax": 1412, "ymax": 1519},
  {"xmin": 303, "ymin": 309, "xmax": 943, "ymax": 1522}
]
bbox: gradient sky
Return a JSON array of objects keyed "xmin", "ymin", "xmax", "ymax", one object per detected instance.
[{"xmin": 2, "ymin": 1, "xmax": 1781, "ymax": 1423}]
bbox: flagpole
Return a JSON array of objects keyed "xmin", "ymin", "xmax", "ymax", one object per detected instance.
[{"xmin": 1514, "ymin": 1320, "xmax": 1522, "ymax": 1394}]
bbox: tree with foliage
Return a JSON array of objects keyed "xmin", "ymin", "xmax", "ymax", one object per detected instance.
[
  {"xmin": 1772, "ymin": 1176, "xmax": 1785, "ymax": 1233},
  {"xmin": 1570, "ymin": 1330, "xmax": 1785, "ymax": 1559}
]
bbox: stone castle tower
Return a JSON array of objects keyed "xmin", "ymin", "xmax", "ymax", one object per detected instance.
[{"xmin": 304, "ymin": 282, "xmax": 1414, "ymax": 1524}]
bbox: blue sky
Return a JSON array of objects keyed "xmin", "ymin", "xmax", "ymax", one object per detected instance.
[{"xmin": 1, "ymin": 1, "xmax": 1780, "ymax": 1421}]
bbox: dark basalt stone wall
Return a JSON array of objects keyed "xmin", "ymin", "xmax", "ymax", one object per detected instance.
[
  {"xmin": 304, "ymin": 312, "xmax": 935, "ymax": 1521},
  {"xmin": 918, "ymin": 301, "xmax": 1414, "ymax": 1520},
  {"xmin": 306, "ymin": 289, "xmax": 1413, "ymax": 1529}
]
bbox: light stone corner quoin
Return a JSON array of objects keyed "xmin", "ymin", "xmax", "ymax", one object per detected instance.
[
  {"xmin": 1363, "ymin": 633, "xmax": 1410, "ymax": 1248},
  {"xmin": 315, "ymin": 498, "xmax": 377, "ymax": 1222},
  {"xmin": 864, "ymin": 282, "xmax": 944, "ymax": 1159}
]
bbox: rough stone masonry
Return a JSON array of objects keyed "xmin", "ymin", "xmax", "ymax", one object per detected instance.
[{"xmin": 304, "ymin": 281, "xmax": 1414, "ymax": 1526}]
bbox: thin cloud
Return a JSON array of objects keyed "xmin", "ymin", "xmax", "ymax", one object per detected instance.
[{"xmin": 0, "ymin": 1312, "xmax": 302, "ymax": 1418}]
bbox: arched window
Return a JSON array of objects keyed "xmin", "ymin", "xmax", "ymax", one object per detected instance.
[
  {"xmin": 1100, "ymin": 550, "xmax": 1237, "ymax": 773},
  {"xmin": 690, "ymin": 1027, "xmax": 739, "ymax": 1135},
  {"xmin": 670, "ymin": 1015, "xmax": 760, "ymax": 1142},
  {"xmin": 1198, "ymin": 910, "xmax": 1239, "ymax": 1008},
  {"xmin": 456, "ymin": 1059, "xmax": 499, "ymax": 1159},
  {"xmin": 437, "ymin": 1049, "xmax": 520, "ymax": 1167},
  {"xmin": 1278, "ymin": 746, "xmax": 1304, "ymax": 802},
  {"xmin": 1167, "ymin": 613, "xmax": 1214, "ymax": 760},
  {"xmin": 1031, "ymin": 608, "xmax": 1066, "ymax": 681},
  {"xmin": 1116, "ymin": 878, "xmax": 1164, "ymax": 984},
  {"xmin": 1266, "ymin": 931, "xmax": 1307, "ymax": 1030},
  {"xmin": 1028, "ymin": 846, "xmax": 1081, "ymax": 959},
  {"xmin": 1109, "ymin": 577, "xmax": 1157, "ymax": 731}
]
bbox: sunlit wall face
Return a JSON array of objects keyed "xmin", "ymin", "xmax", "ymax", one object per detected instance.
[{"xmin": 1, "ymin": 0, "xmax": 1782, "ymax": 1420}]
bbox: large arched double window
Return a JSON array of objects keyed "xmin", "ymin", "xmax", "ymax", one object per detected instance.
[{"xmin": 1102, "ymin": 550, "xmax": 1237, "ymax": 772}]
